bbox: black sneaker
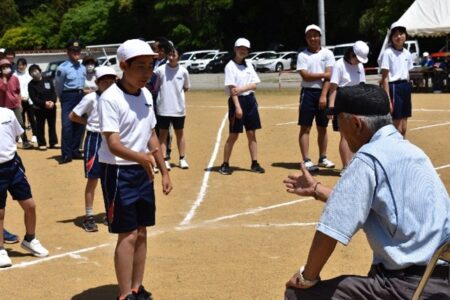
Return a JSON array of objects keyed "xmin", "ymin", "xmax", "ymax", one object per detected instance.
[
  {"xmin": 82, "ymin": 216, "xmax": 98, "ymax": 232},
  {"xmin": 116, "ymin": 294, "xmax": 137, "ymax": 300},
  {"xmin": 251, "ymin": 162, "xmax": 265, "ymax": 173},
  {"xmin": 133, "ymin": 285, "xmax": 153, "ymax": 300},
  {"xmin": 22, "ymin": 142, "xmax": 34, "ymax": 149},
  {"xmin": 219, "ymin": 163, "xmax": 232, "ymax": 175}
]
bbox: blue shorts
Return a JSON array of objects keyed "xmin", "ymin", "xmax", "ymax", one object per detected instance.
[
  {"xmin": 389, "ymin": 80, "xmax": 412, "ymax": 120},
  {"xmin": 100, "ymin": 163, "xmax": 156, "ymax": 233},
  {"xmin": 156, "ymin": 115, "xmax": 185, "ymax": 130},
  {"xmin": 0, "ymin": 154, "xmax": 32, "ymax": 209},
  {"xmin": 84, "ymin": 131, "xmax": 102, "ymax": 179},
  {"xmin": 228, "ymin": 93, "xmax": 262, "ymax": 133},
  {"xmin": 298, "ymin": 88, "xmax": 329, "ymax": 127}
]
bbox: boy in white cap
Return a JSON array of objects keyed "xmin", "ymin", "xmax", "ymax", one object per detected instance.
[
  {"xmin": 219, "ymin": 37, "xmax": 265, "ymax": 175},
  {"xmin": 69, "ymin": 66, "xmax": 117, "ymax": 232},
  {"xmin": 297, "ymin": 24, "xmax": 335, "ymax": 172},
  {"xmin": 97, "ymin": 39, "xmax": 172, "ymax": 300}
]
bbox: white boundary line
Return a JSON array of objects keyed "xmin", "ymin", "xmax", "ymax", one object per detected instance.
[
  {"xmin": 410, "ymin": 121, "xmax": 450, "ymax": 131},
  {"xmin": 413, "ymin": 108, "xmax": 450, "ymax": 112},
  {"xmin": 179, "ymin": 113, "xmax": 228, "ymax": 226},
  {"xmin": 244, "ymin": 222, "xmax": 317, "ymax": 228},
  {"xmin": 436, "ymin": 164, "xmax": 450, "ymax": 170},
  {"xmin": 276, "ymin": 121, "xmax": 297, "ymax": 126}
]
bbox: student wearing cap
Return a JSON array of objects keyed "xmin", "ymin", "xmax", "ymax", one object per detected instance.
[
  {"xmin": 69, "ymin": 66, "xmax": 117, "ymax": 233},
  {"xmin": 219, "ymin": 37, "xmax": 265, "ymax": 175},
  {"xmin": 325, "ymin": 41, "xmax": 369, "ymax": 171},
  {"xmin": 55, "ymin": 39, "xmax": 86, "ymax": 164},
  {"xmin": 297, "ymin": 24, "xmax": 335, "ymax": 172},
  {"xmin": 379, "ymin": 22, "xmax": 414, "ymax": 137},
  {"xmin": 28, "ymin": 64, "xmax": 58, "ymax": 150},
  {"xmin": 97, "ymin": 39, "xmax": 172, "ymax": 300},
  {"xmin": 283, "ymin": 84, "xmax": 450, "ymax": 300},
  {"xmin": 421, "ymin": 51, "xmax": 434, "ymax": 68}
]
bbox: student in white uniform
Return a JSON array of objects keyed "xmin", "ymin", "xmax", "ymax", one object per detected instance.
[
  {"xmin": 219, "ymin": 37, "xmax": 265, "ymax": 175},
  {"xmin": 297, "ymin": 25, "xmax": 336, "ymax": 172},
  {"xmin": 69, "ymin": 66, "xmax": 117, "ymax": 233},
  {"xmin": 154, "ymin": 48, "xmax": 191, "ymax": 170},
  {"xmin": 326, "ymin": 41, "xmax": 369, "ymax": 171},
  {"xmin": 0, "ymin": 107, "xmax": 49, "ymax": 268},
  {"xmin": 379, "ymin": 22, "xmax": 414, "ymax": 137},
  {"xmin": 97, "ymin": 39, "xmax": 172, "ymax": 300}
]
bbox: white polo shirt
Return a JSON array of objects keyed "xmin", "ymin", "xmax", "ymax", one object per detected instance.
[
  {"xmin": 72, "ymin": 91, "xmax": 100, "ymax": 133},
  {"xmin": 154, "ymin": 64, "xmax": 190, "ymax": 117},
  {"xmin": 330, "ymin": 58, "xmax": 366, "ymax": 87},
  {"xmin": 297, "ymin": 48, "xmax": 335, "ymax": 89},
  {"xmin": 98, "ymin": 83, "xmax": 156, "ymax": 165},
  {"xmin": 379, "ymin": 46, "xmax": 413, "ymax": 82},
  {"xmin": 224, "ymin": 60, "xmax": 260, "ymax": 96},
  {"xmin": 0, "ymin": 107, "xmax": 24, "ymax": 163}
]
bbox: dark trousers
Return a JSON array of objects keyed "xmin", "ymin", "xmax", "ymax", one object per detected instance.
[
  {"xmin": 21, "ymin": 100, "xmax": 37, "ymax": 136},
  {"xmin": 34, "ymin": 108, "xmax": 58, "ymax": 147},
  {"xmin": 60, "ymin": 91, "xmax": 85, "ymax": 159},
  {"xmin": 285, "ymin": 264, "xmax": 450, "ymax": 300}
]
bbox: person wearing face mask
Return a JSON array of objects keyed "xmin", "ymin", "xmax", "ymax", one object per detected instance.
[
  {"xmin": 82, "ymin": 56, "xmax": 97, "ymax": 94},
  {"xmin": 0, "ymin": 58, "xmax": 33, "ymax": 149},
  {"xmin": 27, "ymin": 64, "xmax": 58, "ymax": 150}
]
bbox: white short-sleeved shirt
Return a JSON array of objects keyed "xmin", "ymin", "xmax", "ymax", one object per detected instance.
[
  {"xmin": 297, "ymin": 47, "xmax": 335, "ymax": 89},
  {"xmin": 14, "ymin": 71, "xmax": 32, "ymax": 100},
  {"xmin": 379, "ymin": 46, "xmax": 414, "ymax": 82},
  {"xmin": 330, "ymin": 58, "xmax": 366, "ymax": 87},
  {"xmin": 154, "ymin": 64, "xmax": 190, "ymax": 117},
  {"xmin": 72, "ymin": 91, "xmax": 100, "ymax": 132},
  {"xmin": 224, "ymin": 60, "xmax": 260, "ymax": 96},
  {"xmin": 98, "ymin": 83, "xmax": 156, "ymax": 165},
  {"xmin": 0, "ymin": 107, "xmax": 24, "ymax": 163},
  {"xmin": 84, "ymin": 73, "xmax": 97, "ymax": 91}
]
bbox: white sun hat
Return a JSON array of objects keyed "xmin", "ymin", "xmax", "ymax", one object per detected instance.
[
  {"xmin": 117, "ymin": 39, "xmax": 158, "ymax": 62},
  {"xmin": 305, "ymin": 24, "xmax": 322, "ymax": 35},
  {"xmin": 234, "ymin": 38, "xmax": 251, "ymax": 49},
  {"xmin": 353, "ymin": 41, "xmax": 369, "ymax": 64},
  {"xmin": 95, "ymin": 66, "xmax": 117, "ymax": 79}
]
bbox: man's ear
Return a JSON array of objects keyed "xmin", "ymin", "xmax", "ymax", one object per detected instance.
[
  {"xmin": 351, "ymin": 115, "xmax": 363, "ymax": 134},
  {"xmin": 119, "ymin": 61, "xmax": 127, "ymax": 72}
]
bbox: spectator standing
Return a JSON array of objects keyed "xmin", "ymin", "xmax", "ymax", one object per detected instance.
[{"xmin": 82, "ymin": 56, "xmax": 97, "ymax": 94}]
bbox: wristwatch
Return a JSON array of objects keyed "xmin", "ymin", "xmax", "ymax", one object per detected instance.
[{"xmin": 296, "ymin": 266, "xmax": 320, "ymax": 287}]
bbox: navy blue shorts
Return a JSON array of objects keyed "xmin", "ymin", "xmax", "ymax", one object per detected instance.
[
  {"xmin": 389, "ymin": 80, "xmax": 412, "ymax": 120},
  {"xmin": 100, "ymin": 163, "xmax": 156, "ymax": 233},
  {"xmin": 156, "ymin": 115, "xmax": 185, "ymax": 130},
  {"xmin": 0, "ymin": 154, "xmax": 32, "ymax": 209},
  {"xmin": 84, "ymin": 131, "xmax": 102, "ymax": 179},
  {"xmin": 298, "ymin": 88, "xmax": 329, "ymax": 127},
  {"xmin": 228, "ymin": 93, "xmax": 262, "ymax": 133}
]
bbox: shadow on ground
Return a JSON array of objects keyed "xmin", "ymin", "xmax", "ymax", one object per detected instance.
[
  {"xmin": 71, "ymin": 284, "xmax": 117, "ymax": 300},
  {"xmin": 272, "ymin": 162, "xmax": 341, "ymax": 177},
  {"xmin": 57, "ymin": 213, "xmax": 107, "ymax": 229},
  {"xmin": 205, "ymin": 165, "xmax": 254, "ymax": 174}
]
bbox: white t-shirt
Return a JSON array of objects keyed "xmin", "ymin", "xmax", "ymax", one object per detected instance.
[
  {"xmin": 14, "ymin": 71, "xmax": 32, "ymax": 100},
  {"xmin": 330, "ymin": 58, "xmax": 366, "ymax": 87},
  {"xmin": 379, "ymin": 46, "xmax": 414, "ymax": 82},
  {"xmin": 0, "ymin": 107, "xmax": 24, "ymax": 163},
  {"xmin": 98, "ymin": 83, "xmax": 156, "ymax": 165},
  {"xmin": 297, "ymin": 48, "xmax": 335, "ymax": 89},
  {"xmin": 72, "ymin": 91, "xmax": 100, "ymax": 132},
  {"xmin": 84, "ymin": 73, "xmax": 97, "ymax": 91},
  {"xmin": 224, "ymin": 60, "xmax": 260, "ymax": 96},
  {"xmin": 154, "ymin": 64, "xmax": 190, "ymax": 116}
]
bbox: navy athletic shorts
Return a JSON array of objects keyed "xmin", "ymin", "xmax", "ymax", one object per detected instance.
[
  {"xmin": 389, "ymin": 80, "xmax": 412, "ymax": 120},
  {"xmin": 84, "ymin": 131, "xmax": 102, "ymax": 179},
  {"xmin": 100, "ymin": 163, "xmax": 156, "ymax": 233},
  {"xmin": 156, "ymin": 115, "xmax": 185, "ymax": 130},
  {"xmin": 228, "ymin": 93, "xmax": 262, "ymax": 133},
  {"xmin": 0, "ymin": 154, "xmax": 32, "ymax": 209},
  {"xmin": 298, "ymin": 88, "xmax": 329, "ymax": 127}
]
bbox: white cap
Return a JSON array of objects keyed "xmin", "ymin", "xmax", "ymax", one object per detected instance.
[
  {"xmin": 234, "ymin": 38, "xmax": 251, "ymax": 49},
  {"xmin": 95, "ymin": 66, "xmax": 117, "ymax": 79},
  {"xmin": 390, "ymin": 21, "xmax": 406, "ymax": 31},
  {"xmin": 305, "ymin": 24, "xmax": 321, "ymax": 35},
  {"xmin": 353, "ymin": 41, "xmax": 369, "ymax": 64},
  {"xmin": 423, "ymin": 51, "xmax": 430, "ymax": 57},
  {"xmin": 117, "ymin": 39, "xmax": 157, "ymax": 62}
]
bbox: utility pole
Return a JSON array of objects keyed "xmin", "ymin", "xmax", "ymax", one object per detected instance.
[{"xmin": 318, "ymin": 0, "xmax": 326, "ymax": 46}]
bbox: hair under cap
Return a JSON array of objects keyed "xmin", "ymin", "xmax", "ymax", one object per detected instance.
[{"xmin": 335, "ymin": 84, "xmax": 390, "ymax": 116}]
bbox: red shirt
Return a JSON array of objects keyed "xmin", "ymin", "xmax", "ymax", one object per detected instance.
[{"xmin": 0, "ymin": 75, "xmax": 21, "ymax": 109}]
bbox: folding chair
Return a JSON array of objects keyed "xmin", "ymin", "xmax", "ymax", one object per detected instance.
[{"xmin": 412, "ymin": 240, "xmax": 450, "ymax": 300}]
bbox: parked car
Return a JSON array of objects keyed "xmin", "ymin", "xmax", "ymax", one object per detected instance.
[
  {"xmin": 205, "ymin": 52, "xmax": 232, "ymax": 73},
  {"xmin": 188, "ymin": 51, "xmax": 228, "ymax": 73},
  {"xmin": 42, "ymin": 60, "xmax": 65, "ymax": 79},
  {"xmin": 330, "ymin": 43, "xmax": 354, "ymax": 61},
  {"xmin": 96, "ymin": 54, "xmax": 121, "ymax": 73},
  {"xmin": 255, "ymin": 51, "xmax": 297, "ymax": 72},
  {"xmin": 179, "ymin": 50, "xmax": 219, "ymax": 70},
  {"xmin": 245, "ymin": 51, "xmax": 277, "ymax": 69}
]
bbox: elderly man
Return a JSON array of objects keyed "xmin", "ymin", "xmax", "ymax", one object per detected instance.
[{"xmin": 283, "ymin": 84, "xmax": 450, "ymax": 300}]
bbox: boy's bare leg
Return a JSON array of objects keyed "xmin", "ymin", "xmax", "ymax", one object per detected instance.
[
  {"xmin": 174, "ymin": 129, "xmax": 185, "ymax": 157},
  {"xmin": 158, "ymin": 129, "xmax": 169, "ymax": 159},
  {"xmin": 223, "ymin": 133, "xmax": 239, "ymax": 163},
  {"xmin": 299, "ymin": 126, "xmax": 311, "ymax": 160},
  {"xmin": 0, "ymin": 209, "xmax": 4, "ymax": 249},
  {"xmin": 115, "ymin": 230, "xmax": 138, "ymax": 298},
  {"xmin": 18, "ymin": 198, "xmax": 36, "ymax": 235},
  {"xmin": 317, "ymin": 125, "xmax": 328, "ymax": 158},
  {"xmin": 131, "ymin": 226, "xmax": 147, "ymax": 290},
  {"xmin": 85, "ymin": 178, "xmax": 98, "ymax": 211},
  {"xmin": 245, "ymin": 130, "xmax": 257, "ymax": 161}
]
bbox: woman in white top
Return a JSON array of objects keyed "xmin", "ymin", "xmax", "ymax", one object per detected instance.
[{"xmin": 327, "ymin": 41, "xmax": 369, "ymax": 170}]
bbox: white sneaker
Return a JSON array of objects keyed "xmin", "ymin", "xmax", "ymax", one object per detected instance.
[
  {"xmin": 153, "ymin": 166, "xmax": 159, "ymax": 174},
  {"xmin": 18, "ymin": 137, "xmax": 23, "ymax": 143},
  {"xmin": 179, "ymin": 158, "xmax": 189, "ymax": 169},
  {"xmin": 31, "ymin": 135, "xmax": 37, "ymax": 143},
  {"xmin": 0, "ymin": 249, "xmax": 12, "ymax": 268},
  {"xmin": 304, "ymin": 160, "xmax": 319, "ymax": 172},
  {"xmin": 164, "ymin": 160, "xmax": 171, "ymax": 171},
  {"xmin": 318, "ymin": 157, "xmax": 335, "ymax": 168},
  {"xmin": 21, "ymin": 238, "xmax": 49, "ymax": 257}
]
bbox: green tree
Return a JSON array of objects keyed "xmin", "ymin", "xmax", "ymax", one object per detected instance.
[{"xmin": 0, "ymin": 0, "xmax": 20, "ymax": 36}]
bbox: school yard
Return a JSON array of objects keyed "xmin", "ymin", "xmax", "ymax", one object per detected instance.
[{"xmin": 1, "ymin": 89, "xmax": 449, "ymax": 299}]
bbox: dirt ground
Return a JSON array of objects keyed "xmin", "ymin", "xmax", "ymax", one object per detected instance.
[{"xmin": 0, "ymin": 90, "xmax": 449, "ymax": 300}]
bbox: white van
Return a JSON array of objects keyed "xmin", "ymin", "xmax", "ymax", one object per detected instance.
[{"xmin": 179, "ymin": 50, "xmax": 219, "ymax": 69}]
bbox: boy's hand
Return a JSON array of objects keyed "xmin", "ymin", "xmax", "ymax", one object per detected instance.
[
  {"xmin": 235, "ymin": 106, "xmax": 243, "ymax": 119},
  {"xmin": 162, "ymin": 174, "xmax": 172, "ymax": 195},
  {"xmin": 139, "ymin": 149, "xmax": 158, "ymax": 180}
]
